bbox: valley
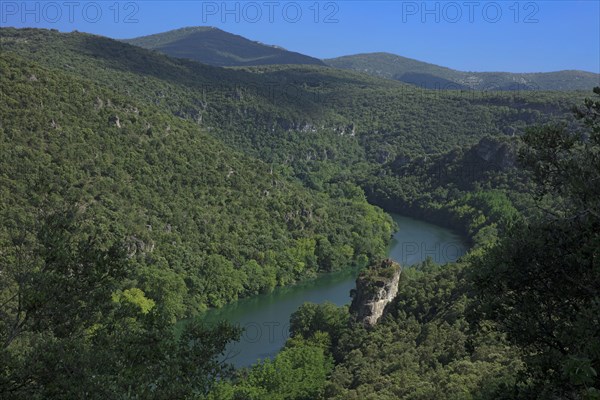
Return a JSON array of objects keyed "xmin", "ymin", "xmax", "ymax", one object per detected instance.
[
  {"xmin": 198, "ymin": 213, "xmax": 467, "ymax": 368},
  {"xmin": 0, "ymin": 23, "xmax": 598, "ymax": 399}
]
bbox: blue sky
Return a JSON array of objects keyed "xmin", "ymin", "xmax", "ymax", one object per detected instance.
[{"xmin": 2, "ymin": 1, "xmax": 599, "ymax": 73}]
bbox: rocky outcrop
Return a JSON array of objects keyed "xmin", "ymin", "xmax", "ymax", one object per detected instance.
[
  {"xmin": 126, "ymin": 235, "xmax": 155, "ymax": 258},
  {"xmin": 467, "ymin": 136, "xmax": 517, "ymax": 170},
  {"xmin": 350, "ymin": 259, "xmax": 401, "ymax": 327}
]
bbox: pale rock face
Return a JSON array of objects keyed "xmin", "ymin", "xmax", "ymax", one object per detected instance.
[{"xmin": 350, "ymin": 259, "xmax": 402, "ymax": 327}]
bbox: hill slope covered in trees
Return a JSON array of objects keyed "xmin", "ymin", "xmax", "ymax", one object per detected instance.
[
  {"xmin": 1, "ymin": 28, "xmax": 585, "ymax": 176},
  {"xmin": 209, "ymin": 92, "xmax": 600, "ymax": 399},
  {"xmin": 326, "ymin": 52, "xmax": 600, "ymax": 91},
  {"xmin": 123, "ymin": 26, "xmax": 325, "ymax": 67},
  {"xmin": 1, "ymin": 27, "xmax": 598, "ymax": 399}
]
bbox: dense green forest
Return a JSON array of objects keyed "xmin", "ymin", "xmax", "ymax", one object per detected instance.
[
  {"xmin": 0, "ymin": 51, "xmax": 394, "ymax": 313},
  {"xmin": 210, "ymin": 90, "xmax": 600, "ymax": 400},
  {"xmin": 0, "ymin": 27, "xmax": 598, "ymax": 398},
  {"xmin": 0, "ymin": 50, "xmax": 394, "ymax": 397},
  {"xmin": 0, "ymin": 28, "xmax": 585, "ymax": 163}
]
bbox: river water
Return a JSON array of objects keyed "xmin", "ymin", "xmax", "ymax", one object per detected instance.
[{"xmin": 200, "ymin": 213, "xmax": 467, "ymax": 368}]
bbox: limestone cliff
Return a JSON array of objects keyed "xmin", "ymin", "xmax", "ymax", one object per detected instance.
[
  {"xmin": 350, "ymin": 259, "xmax": 402, "ymax": 327},
  {"xmin": 466, "ymin": 136, "xmax": 518, "ymax": 170}
]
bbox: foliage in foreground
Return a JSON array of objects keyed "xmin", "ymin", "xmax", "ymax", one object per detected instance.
[
  {"xmin": 473, "ymin": 87, "xmax": 600, "ymax": 398},
  {"xmin": 0, "ymin": 208, "xmax": 241, "ymax": 399}
]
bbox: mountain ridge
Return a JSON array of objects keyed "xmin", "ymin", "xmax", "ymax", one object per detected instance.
[
  {"xmin": 325, "ymin": 52, "xmax": 599, "ymax": 91},
  {"xmin": 122, "ymin": 26, "xmax": 325, "ymax": 67},
  {"xmin": 122, "ymin": 26, "xmax": 598, "ymax": 91},
  {"xmin": 328, "ymin": 51, "xmax": 596, "ymax": 74}
]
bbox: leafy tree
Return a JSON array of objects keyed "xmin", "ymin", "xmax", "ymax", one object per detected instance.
[
  {"xmin": 472, "ymin": 88, "xmax": 600, "ymax": 398},
  {"xmin": 208, "ymin": 339, "xmax": 333, "ymax": 400},
  {"xmin": 290, "ymin": 302, "xmax": 349, "ymax": 352},
  {"xmin": 0, "ymin": 207, "xmax": 241, "ymax": 399}
]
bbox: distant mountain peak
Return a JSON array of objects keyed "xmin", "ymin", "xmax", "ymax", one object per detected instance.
[{"xmin": 123, "ymin": 26, "xmax": 324, "ymax": 67}]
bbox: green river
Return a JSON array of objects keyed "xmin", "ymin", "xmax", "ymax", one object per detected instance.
[{"xmin": 200, "ymin": 213, "xmax": 467, "ymax": 367}]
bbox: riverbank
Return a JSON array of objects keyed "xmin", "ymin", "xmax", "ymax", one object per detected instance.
[{"xmin": 196, "ymin": 213, "xmax": 468, "ymax": 368}]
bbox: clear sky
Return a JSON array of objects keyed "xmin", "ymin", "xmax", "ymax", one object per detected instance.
[{"xmin": 2, "ymin": 1, "xmax": 599, "ymax": 73}]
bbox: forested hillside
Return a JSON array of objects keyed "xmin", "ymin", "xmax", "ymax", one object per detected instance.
[
  {"xmin": 1, "ymin": 27, "xmax": 598, "ymax": 399},
  {"xmin": 326, "ymin": 52, "xmax": 600, "ymax": 91},
  {"xmin": 210, "ymin": 91, "xmax": 600, "ymax": 399},
  {"xmin": 0, "ymin": 28, "xmax": 585, "ymax": 190},
  {"xmin": 123, "ymin": 26, "xmax": 325, "ymax": 67},
  {"xmin": 324, "ymin": 91, "xmax": 600, "ymax": 399},
  {"xmin": 0, "ymin": 50, "xmax": 395, "ymax": 313},
  {"xmin": 0, "ymin": 49, "xmax": 397, "ymax": 397}
]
